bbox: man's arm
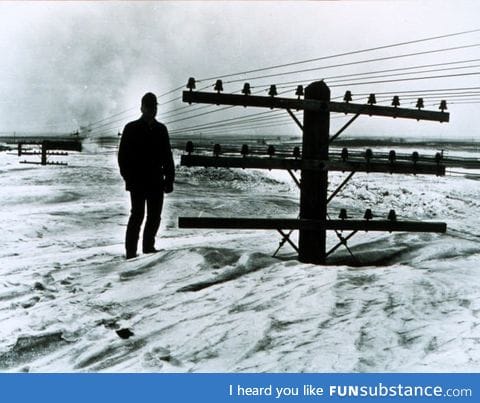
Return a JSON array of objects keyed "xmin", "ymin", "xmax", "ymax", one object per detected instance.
[
  {"xmin": 118, "ymin": 124, "xmax": 132, "ymax": 181},
  {"xmin": 162, "ymin": 127, "xmax": 175, "ymax": 193}
]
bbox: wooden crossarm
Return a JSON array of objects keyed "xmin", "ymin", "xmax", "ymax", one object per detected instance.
[
  {"xmin": 183, "ymin": 91, "xmax": 322, "ymax": 111},
  {"xmin": 180, "ymin": 155, "xmax": 445, "ymax": 175},
  {"xmin": 178, "ymin": 217, "xmax": 447, "ymax": 233},
  {"xmin": 329, "ymin": 101, "xmax": 449, "ymax": 122},
  {"xmin": 182, "ymin": 91, "xmax": 449, "ymax": 122}
]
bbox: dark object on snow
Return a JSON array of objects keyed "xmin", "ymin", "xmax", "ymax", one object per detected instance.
[{"xmin": 116, "ymin": 328, "xmax": 134, "ymax": 339}]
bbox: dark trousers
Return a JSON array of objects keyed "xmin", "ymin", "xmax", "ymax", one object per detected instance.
[{"xmin": 125, "ymin": 190, "xmax": 164, "ymax": 254}]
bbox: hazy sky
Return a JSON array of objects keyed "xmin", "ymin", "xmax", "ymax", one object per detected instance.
[{"xmin": 1, "ymin": 1, "xmax": 480, "ymax": 139}]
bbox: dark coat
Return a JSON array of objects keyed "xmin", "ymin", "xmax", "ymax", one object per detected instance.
[{"xmin": 118, "ymin": 117, "xmax": 175, "ymax": 192}]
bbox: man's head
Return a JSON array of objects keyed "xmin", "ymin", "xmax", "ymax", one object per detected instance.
[{"xmin": 141, "ymin": 92, "xmax": 158, "ymax": 120}]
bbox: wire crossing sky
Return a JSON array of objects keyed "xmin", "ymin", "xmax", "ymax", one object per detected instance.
[{"xmin": 1, "ymin": 1, "xmax": 479, "ymax": 139}]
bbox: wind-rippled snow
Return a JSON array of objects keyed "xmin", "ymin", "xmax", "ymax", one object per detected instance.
[{"xmin": 1, "ymin": 145, "xmax": 480, "ymax": 372}]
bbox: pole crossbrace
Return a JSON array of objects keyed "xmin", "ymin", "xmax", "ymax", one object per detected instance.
[
  {"xmin": 327, "ymin": 171, "xmax": 356, "ymax": 204},
  {"xmin": 275, "ymin": 229, "xmax": 299, "ymax": 255},
  {"xmin": 330, "ymin": 112, "xmax": 361, "ymax": 144},
  {"xmin": 327, "ymin": 230, "xmax": 358, "ymax": 257},
  {"xmin": 327, "ymin": 210, "xmax": 359, "ymax": 262},
  {"xmin": 286, "ymin": 108, "xmax": 304, "ymax": 131},
  {"xmin": 287, "ymin": 169, "xmax": 301, "ymax": 188}
]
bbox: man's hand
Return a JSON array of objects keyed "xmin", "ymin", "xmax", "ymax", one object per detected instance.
[{"xmin": 164, "ymin": 182, "xmax": 174, "ymax": 194}]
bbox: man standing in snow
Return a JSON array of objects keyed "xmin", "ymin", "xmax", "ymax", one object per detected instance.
[{"xmin": 118, "ymin": 92, "xmax": 175, "ymax": 260}]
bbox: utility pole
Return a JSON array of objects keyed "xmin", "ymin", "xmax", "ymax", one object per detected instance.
[
  {"xmin": 299, "ymin": 81, "xmax": 330, "ymax": 263},
  {"xmin": 178, "ymin": 78, "xmax": 449, "ymax": 265}
]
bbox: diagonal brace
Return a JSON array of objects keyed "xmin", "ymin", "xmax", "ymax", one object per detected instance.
[
  {"xmin": 327, "ymin": 211, "xmax": 359, "ymax": 263},
  {"xmin": 273, "ymin": 229, "xmax": 299, "ymax": 257},
  {"xmin": 329, "ymin": 112, "xmax": 361, "ymax": 144},
  {"xmin": 287, "ymin": 169, "xmax": 301, "ymax": 188},
  {"xmin": 286, "ymin": 108, "xmax": 304, "ymax": 131},
  {"xmin": 326, "ymin": 230, "xmax": 358, "ymax": 257},
  {"xmin": 327, "ymin": 171, "xmax": 355, "ymax": 204}
]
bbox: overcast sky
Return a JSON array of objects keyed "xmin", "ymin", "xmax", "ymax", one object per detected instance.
[{"xmin": 1, "ymin": 1, "xmax": 479, "ymax": 139}]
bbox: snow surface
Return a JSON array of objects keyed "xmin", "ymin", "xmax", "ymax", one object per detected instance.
[{"xmin": 1, "ymin": 144, "xmax": 480, "ymax": 372}]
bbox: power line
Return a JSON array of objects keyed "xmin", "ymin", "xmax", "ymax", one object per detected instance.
[
  {"xmin": 81, "ymin": 83, "xmax": 188, "ymax": 135},
  {"xmin": 167, "ymin": 72, "xmax": 480, "ymax": 130},
  {"xmin": 86, "ymin": 46, "xmax": 480, "ymax": 135},
  {"xmin": 162, "ymin": 103, "xmax": 211, "ymax": 118},
  {"xmin": 173, "ymin": 118, "xmax": 299, "ymax": 136},
  {"xmin": 81, "ymin": 36, "xmax": 480, "ymax": 136},
  {"xmin": 378, "ymin": 95, "xmax": 480, "ymax": 106},
  {"xmin": 327, "ymin": 65, "xmax": 480, "ymax": 85},
  {"xmin": 69, "ymin": 30, "xmax": 480, "ymax": 136},
  {"xmin": 92, "ymin": 83, "xmax": 480, "ymax": 136},
  {"xmin": 84, "ymin": 107, "xmax": 137, "ymax": 129},
  {"xmin": 171, "ymin": 114, "xmax": 348, "ymax": 137},
  {"xmin": 173, "ymin": 120, "xmax": 294, "ymax": 137},
  {"xmin": 162, "ymin": 87, "xmax": 248, "ymax": 119},
  {"xmin": 330, "ymin": 86, "xmax": 480, "ymax": 99},
  {"xmin": 197, "ymin": 28, "xmax": 480, "ymax": 82},
  {"xmin": 171, "ymin": 115, "xmax": 349, "ymax": 137},
  {"xmin": 329, "ymin": 71, "xmax": 480, "ymax": 88},
  {"xmin": 92, "ymin": 85, "xmax": 480, "ymax": 137},
  {"xmin": 88, "ymin": 111, "xmax": 138, "ymax": 133},
  {"xmin": 436, "ymin": 100, "xmax": 480, "ymax": 105},
  {"xmin": 375, "ymin": 91, "xmax": 480, "ymax": 99},
  {"xmin": 165, "ymin": 88, "xmax": 268, "ymax": 125},
  {"xmin": 161, "ymin": 73, "xmax": 480, "ymax": 131},
  {"xmin": 258, "ymin": 58, "xmax": 480, "ymax": 90},
  {"xmin": 157, "ymin": 83, "xmax": 212, "ymax": 107},
  {"xmin": 170, "ymin": 112, "xmax": 288, "ymax": 135},
  {"xmin": 169, "ymin": 84, "xmax": 480, "ymax": 135},
  {"xmin": 157, "ymin": 84, "xmax": 187, "ymax": 99},
  {"xmin": 219, "ymin": 43, "xmax": 480, "ymax": 85},
  {"xmin": 165, "ymin": 105, "xmax": 237, "ymax": 125},
  {"xmin": 169, "ymin": 110, "xmax": 281, "ymax": 133}
]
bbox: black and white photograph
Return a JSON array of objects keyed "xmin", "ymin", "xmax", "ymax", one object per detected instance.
[{"xmin": 1, "ymin": 0, "xmax": 480, "ymax": 372}]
